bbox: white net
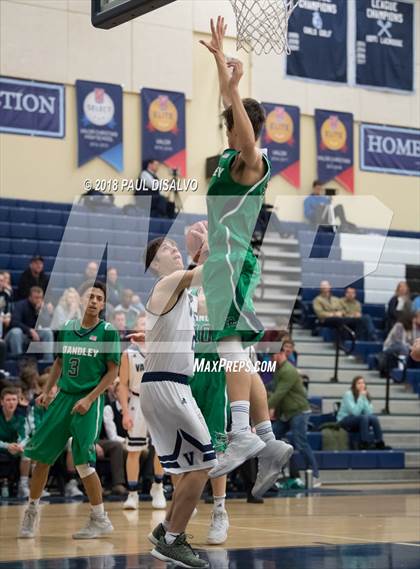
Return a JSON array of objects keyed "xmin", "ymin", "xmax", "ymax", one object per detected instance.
[{"xmin": 229, "ymin": 0, "xmax": 299, "ymax": 55}]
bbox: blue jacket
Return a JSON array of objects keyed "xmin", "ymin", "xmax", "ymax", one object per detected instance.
[{"xmin": 304, "ymin": 194, "xmax": 330, "ymax": 222}]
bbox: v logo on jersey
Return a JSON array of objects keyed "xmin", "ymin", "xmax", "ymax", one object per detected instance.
[{"xmin": 183, "ymin": 451, "xmax": 194, "ymax": 466}]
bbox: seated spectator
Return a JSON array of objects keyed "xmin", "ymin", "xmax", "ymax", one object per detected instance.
[
  {"xmin": 131, "ymin": 294, "xmax": 145, "ymax": 314},
  {"xmin": 340, "ymin": 287, "xmax": 378, "ymax": 341},
  {"xmin": 112, "ymin": 310, "xmax": 127, "ymax": 342},
  {"xmin": 2, "ymin": 271, "xmax": 13, "ymax": 300},
  {"xmin": 136, "ymin": 158, "xmax": 175, "ymax": 219},
  {"xmin": 337, "ymin": 376, "xmax": 390, "ymax": 450},
  {"xmin": 114, "ymin": 290, "xmax": 141, "ymax": 330},
  {"xmin": 5, "ymin": 287, "xmax": 54, "ymax": 363},
  {"xmin": 106, "ymin": 268, "xmax": 123, "ymax": 307},
  {"xmin": 303, "ymin": 180, "xmax": 355, "ymax": 231},
  {"xmin": 268, "ymin": 349, "xmax": 321, "ymax": 487},
  {"xmin": 51, "ymin": 288, "xmax": 81, "ymax": 331},
  {"xmin": 0, "ymin": 272, "xmax": 11, "ymax": 373},
  {"xmin": 0, "ymin": 387, "xmax": 28, "ymax": 496},
  {"xmin": 384, "ymin": 316, "xmax": 413, "ymax": 358},
  {"xmin": 77, "ymin": 261, "xmax": 100, "ymax": 290},
  {"xmin": 387, "ymin": 281, "xmax": 412, "ymax": 332},
  {"xmin": 313, "ymin": 280, "xmax": 344, "ymax": 322},
  {"xmin": 16, "ymin": 256, "xmax": 50, "ymax": 301}
]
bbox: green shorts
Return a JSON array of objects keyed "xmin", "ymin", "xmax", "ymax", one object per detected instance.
[
  {"xmin": 189, "ymin": 354, "xmax": 228, "ymax": 452},
  {"xmin": 203, "ymin": 251, "xmax": 264, "ymax": 345},
  {"xmin": 24, "ymin": 390, "xmax": 104, "ymax": 466}
]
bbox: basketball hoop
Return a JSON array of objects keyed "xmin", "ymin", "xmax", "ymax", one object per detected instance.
[{"xmin": 229, "ymin": 0, "xmax": 299, "ymax": 55}]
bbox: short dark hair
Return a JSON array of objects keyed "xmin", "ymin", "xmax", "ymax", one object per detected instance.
[
  {"xmin": 78, "ymin": 280, "xmax": 107, "ymax": 301},
  {"xmin": 222, "ymin": 98, "xmax": 266, "ymax": 140},
  {"xmin": 1, "ymin": 386, "xmax": 20, "ymax": 399},
  {"xmin": 29, "ymin": 286, "xmax": 43, "ymax": 296},
  {"xmin": 144, "ymin": 236, "xmax": 165, "ymax": 272},
  {"xmin": 312, "ymin": 179, "xmax": 322, "ymax": 188}
]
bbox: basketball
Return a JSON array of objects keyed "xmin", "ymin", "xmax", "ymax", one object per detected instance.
[{"xmin": 186, "ymin": 220, "xmax": 208, "ymax": 263}]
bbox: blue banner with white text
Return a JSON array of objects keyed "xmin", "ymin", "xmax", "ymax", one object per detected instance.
[
  {"xmin": 141, "ymin": 88, "xmax": 186, "ymax": 177},
  {"xmin": 0, "ymin": 76, "xmax": 65, "ymax": 138},
  {"xmin": 356, "ymin": 0, "xmax": 414, "ymax": 92},
  {"xmin": 287, "ymin": 0, "xmax": 347, "ymax": 84},
  {"xmin": 76, "ymin": 80, "xmax": 123, "ymax": 171},
  {"xmin": 360, "ymin": 124, "xmax": 420, "ymax": 176}
]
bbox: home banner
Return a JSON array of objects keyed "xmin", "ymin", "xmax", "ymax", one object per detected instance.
[
  {"xmin": 287, "ymin": 0, "xmax": 347, "ymax": 84},
  {"xmin": 0, "ymin": 76, "xmax": 65, "ymax": 138},
  {"xmin": 356, "ymin": 0, "xmax": 414, "ymax": 92},
  {"xmin": 76, "ymin": 80, "xmax": 123, "ymax": 171},
  {"xmin": 315, "ymin": 109, "xmax": 354, "ymax": 193},
  {"xmin": 360, "ymin": 124, "xmax": 420, "ymax": 176},
  {"xmin": 261, "ymin": 103, "xmax": 300, "ymax": 188},
  {"xmin": 141, "ymin": 88, "xmax": 186, "ymax": 177}
]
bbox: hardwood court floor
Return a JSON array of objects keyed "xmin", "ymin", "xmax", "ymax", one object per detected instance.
[{"xmin": 0, "ymin": 483, "xmax": 419, "ymax": 566}]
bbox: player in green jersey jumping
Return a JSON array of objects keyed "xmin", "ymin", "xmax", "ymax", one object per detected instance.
[
  {"xmin": 200, "ymin": 17, "xmax": 293, "ymax": 493},
  {"xmin": 18, "ymin": 280, "xmax": 121, "ymax": 539}
]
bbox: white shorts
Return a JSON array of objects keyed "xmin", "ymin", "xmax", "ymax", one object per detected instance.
[
  {"xmin": 126, "ymin": 394, "xmax": 148, "ymax": 453},
  {"xmin": 139, "ymin": 373, "xmax": 217, "ymax": 474}
]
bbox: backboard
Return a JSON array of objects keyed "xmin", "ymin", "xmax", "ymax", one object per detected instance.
[{"xmin": 91, "ymin": 0, "xmax": 176, "ymax": 29}]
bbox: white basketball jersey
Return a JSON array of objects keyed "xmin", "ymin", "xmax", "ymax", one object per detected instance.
[
  {"xmin": 126, "ymin": 346, "xmax": 145, "ymax": 394},
  {"xmin": 145, "ymin": 288, "xmax": 195, "ymax": 376}
]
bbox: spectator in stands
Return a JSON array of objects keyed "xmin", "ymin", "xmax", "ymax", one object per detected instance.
[
  {"xmin": 0, "ymin": 387, "xmax": 27, "ymax": 494},
  {"xmin": 50, "ymin": 288, "xmax": 81, "ymax": 331},
  {"xmin": 106, "ymin": 267, "xmax": 123, "ymax": 307},
  {"xmin": 0, "ymin": 272, "xmax": 11, "ymax": 373},
  {"xmin": 16, "ymin": 256, "xmax": 49, "ymax": 301},
  {"xmin": 337, "ymin": 376, "xmax": 390, "ymax": 450},
  {"xmin": 114, "ymin": 289, "xmax": 142, "ymax": 330},
  {"xmin": 2, "ymin": 271, "xmax": 13, "ymax": 300},
  {"xmin": 84, "ymin": 261, "xmax": 99, "ymax": 282},
  {"xmin": 387, "ymin": 281, "xmax": 412, "ymax": 332},
  {"xmin": 131, "ymin": 294, "xmax": 144, "ymax": 313},
  {"xmin": 112, "ymin": 310, "xmax": 127, "ymax": 342},
  {"xmin": 303, "ymin": 180, "xmax": 355, "ymax": 231},
  {"xmin": 282, "ymin": 339, "xmax": 298, "ymax": 367},
  {"xmin": 313, "ymin": 280, "xmax": 343, "ymax": 321},
  {"xmin": 268, "ymin": 349, "xmax": 321, "ymax": 487},
  {"xmin": 340, "ymin": 287, "xmax": 378, "ymax": 341},
  {"xmin": 137, "ymin": 158, "xmax": 175, "ymax": 219},
  {"xmin": 384, "ymin": 316, "xmax": 413, "ymax": 358},
  {"xmin": 5, "ymin": 287, "xmax": 54, "ymax": 362}
]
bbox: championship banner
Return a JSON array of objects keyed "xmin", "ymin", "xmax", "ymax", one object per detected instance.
[
  {"xmin": 356, "ymin": 0, "xmax": 414, "ymax": 92},
  {"xmin": 261, "ymin": 103, "xmax": 300, "ymax": 188},
  {"xmin": 287, "ymin": 0, "xmax": 347, "ymax": 84},
  {"xmin": 76, "ymin": 80, "xmax": 123, "ymax": 171},
  {"xmin": 141, "ymin": 88, "xmax": 186, "ymax": 177},
  {"xmin": 0, "ymin": 76, "xmax": 65, "ymax": 138},
  {"xmin": 315, "ymin": 109, "xmax": 354, "ymax": 193},
  {"xmin": 360, "ymin": 124, "xmax": 420, "ymax": 177}
]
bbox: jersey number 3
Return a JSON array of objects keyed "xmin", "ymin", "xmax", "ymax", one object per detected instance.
[{"xmin": 68, "ymin": 358, "xmax": 80, "ymax": 377}]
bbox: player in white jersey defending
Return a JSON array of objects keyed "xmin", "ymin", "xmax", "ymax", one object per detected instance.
[
  {"xmin": 118, "ymin": 313, "xmax": 166, "ymax": 510},
  {"xmin": 130, "ymin": 235, "xmax": 215, "ymax": 569}
]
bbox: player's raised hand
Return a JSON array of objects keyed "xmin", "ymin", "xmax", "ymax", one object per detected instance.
[
  {"xmin": 227, "ymin": 58, "xmax": 244, "ymax": 89},
  {"xmin": 126, "ymin": 331, "xmax": 145, "ymax": 345},
  {"xmin": 71, "ymin": 396, "xmax": 92, "ymax": 415},
  {"xmin": 199, "ymin": 16, "xmax": 227, "ymax": 57},
  {"xmin": 36, "ymin": 391, "xmax": 54, "ymax": 409}
]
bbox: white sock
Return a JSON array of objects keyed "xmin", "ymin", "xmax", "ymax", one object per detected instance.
[
  {"xmin": 162, "ymin": 519, "xmax": 169, "ymax": 530},
  {"xmin": 20, "ymin": 476, "xmax": 29, "ymax": 485},
  {"xmin": 91, "ymin": 503, "xmax": 105, "ymax": 517},
  {"xmin": 213, "ymin": 495, "xmax": 226, "ymax": 512},
  {"xmin": 230, "ymin": 401, "xmax": 250, "ymax": 433},
  {"xmin": 255, "ymin": 420, "xmax": 275, "ymax": 443},
  {"xmin": 165, "ymin": 531, "xmax": 180, "ymax": 544},
  {"xmin": 29, "ymin": 497, "xmax": 40, "ymax": 508}
]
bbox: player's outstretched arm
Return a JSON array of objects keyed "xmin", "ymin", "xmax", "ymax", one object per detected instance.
[
  {"xmin": 200, "ymin": 16, "xmax": 232, "ymax": 109},
  {"xmin": 228, "ymin": 59, "xmax": 262, "ymax": 170}
]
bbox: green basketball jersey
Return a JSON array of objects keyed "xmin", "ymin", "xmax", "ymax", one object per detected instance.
[
  {"xmin": 57, "ymin": 319, "xmax": 121, "ymax": 394},
  {"xmin": 206, "ymin": 149, "xmax": 271, "ymax": 254}
]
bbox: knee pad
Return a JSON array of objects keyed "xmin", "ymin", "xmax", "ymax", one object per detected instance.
[{"xmin": 76, "ymin": 464, "xmax": 95, "ymax": 479}]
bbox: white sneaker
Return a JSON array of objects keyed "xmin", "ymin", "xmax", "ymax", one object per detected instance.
[
  {"xmin": 72, "ymin": 513, "xmax": 114, "ymax": 539},
  {"xmin": 123, "ymin": 492, "xmax": 139, "ymax": 510},
  {"xmin": 65, "ymin": 479, "xmax": 83, "ymax": 498},
  {"xmin": 252, "ymin": 439, "xmax": 294, "ymax": 498},
  {"xmin": 313, "ymin": 477, "xmax": 322, "ymax": 488},
  {"xmin": 207, "ymin": 509, "xmax": 229, "ymax": 545},
  {"xmin": 18, "ymin": 481, "xmax": 30, "ymax": 499},
  {"xmin": 41, "ymin": 489, "xmax": 50, "ymax": 498},
  {"xmin": 18, "ymin": 505, "xmax": 39, "ymax": 538},
  {"xmin": 150, "ymin": 482, "xmax": 167, "ymax": 509},
  {"xmin": 209, "ymin": 430, "xmax": 266, "ymax": 478}
]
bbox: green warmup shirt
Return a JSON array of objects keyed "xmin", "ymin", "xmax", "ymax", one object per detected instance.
[
  {"xmin": 203, "ymin": 148, "xmax": 271, "ymax": 345},
  {"xmin": 57, "ymin": 319, "xmax": 121, "ymax": 394},
  {"xmin": 0, "ymin": 409, "xmax": 25, "ymax": 450},
  {"xmin": 24, "ymin": 319, "xmax": 121, "ymax": 466}
]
